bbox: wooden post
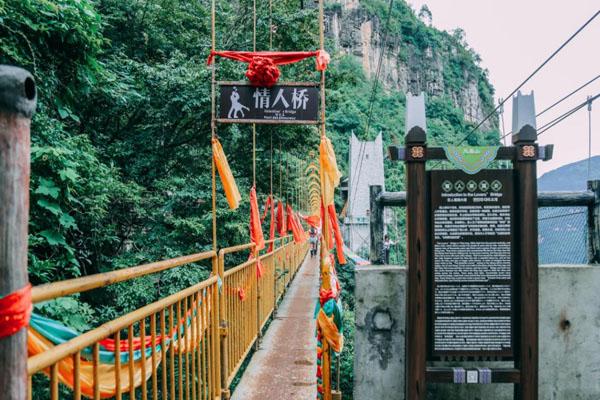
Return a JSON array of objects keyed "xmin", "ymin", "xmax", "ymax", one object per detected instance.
[
  {"xmin": 588, "ymin": 180, "xmax": 600, "ymax": 264},
  {"xmin": 0, "ymin": 65, "xmax": 36, "ymax": 400},
  {"xmin": 369, "ymin": 185, "xmax": 383, "ymax": 264},
  {"xmin": 512, "ymin": 92, "xmax": 539, "ymax": 400},
  {"xmin": 404, "ymin": 93, "xmax": 427, "ymax": 400}
]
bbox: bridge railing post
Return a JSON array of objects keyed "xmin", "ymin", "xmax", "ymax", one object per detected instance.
[
  {"xmin": 255, "ymin": 246, "xmax": 262, "ymax": 350},
  {"xmin": 369, "ymin": 185, "xmax": 384, "ymax": 264},
  {"xmin": 588, "ymin": 180, "xmax": 600, "ymax": 264},
  {"xmin": 211, "ymin": 254, "xmax": 222, "ymax": 398},
  {"xmin": 217, "ymin": 250, "xmax": 230, "ymax": 399},
  {"xmin": 0, "ymin": 65, "xmax": 36, "ymax": 400}
]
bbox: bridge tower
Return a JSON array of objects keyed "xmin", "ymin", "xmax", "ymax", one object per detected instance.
[{"xmin": 344, "ymin": 132, "xmax": 386, "ymax": 255}]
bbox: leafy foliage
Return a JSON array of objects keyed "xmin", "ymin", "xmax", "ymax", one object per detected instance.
[{"xmin": 1, "ymin": 0, "xmax": 498, "ymax": 397}]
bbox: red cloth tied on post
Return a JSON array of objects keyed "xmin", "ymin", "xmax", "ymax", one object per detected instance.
[
  {"xmin": 328, "ymin": 204, "xmax": 346, "ymax": 265},
  {"xmin": 249, "ymin": 186, "xmax": 265, "ymax": 251},
  {"xmin": 207, "ymin": 50, "xmax": 331, "ymax": 87},
  {"xmin": 249, "ymin": 187, "xmax": 266, "ymax": 278},
  {"xmin": 286, "ymin": 205, "xmax": 307, "ymax": 244},
  {"xmin": 261, "ymin": 195, "xmax": 273, "ymax": 225},
  {"xmin": 276, "ymin": 200, "xmax": 286, "ymax": 237},
  {"xmin": 300, "ymin": 213, "xmax": 321, "ymax": 229},
  {"xmin": 0, "ymin": 284, "xmax": 32, "ymax": 339},
  {"xmin": 268, "ymin": 199, "xmax": 276, "ymax": 252}
]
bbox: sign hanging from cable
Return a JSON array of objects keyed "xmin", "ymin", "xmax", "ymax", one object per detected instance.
[{"xmin": 218, "ymin": 83, "xmax": 320, "ymax": 124}]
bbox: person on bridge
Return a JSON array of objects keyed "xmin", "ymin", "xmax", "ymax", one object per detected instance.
[
  {"xmin": 383, "ymin": 234, "xmax": 395, "ymax": 264},
  {"xmin": 309, "ymin": 227, "xmax": 318, "ymax": 257}
]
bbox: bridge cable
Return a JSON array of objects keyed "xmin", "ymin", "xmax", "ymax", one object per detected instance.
[
  {"xmin": 210, "ymin": 0, "xmax": 218, "ymax": 249},
  {"xmin": 538, "ymin": 210, "xmax": 586, "ymax": 222},
  {"xmin": 452, "ymin": 9, "xmax": 600, "ymax": 146},
  {"xmin": 536, "ymin": 92, "xmax": 599, "ymax": 137},
  {"xmin": 349, "ymin": 0, "xmax": 394, "ymax": 218},
  {"xmin": 498, "ymin": 72, "xmax": 600, "ymax": 142},
  {"xmin": 252, "ymin": 0, "xmax": 257, "ymax": 187}
]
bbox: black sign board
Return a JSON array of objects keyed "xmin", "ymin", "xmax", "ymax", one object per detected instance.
[
  {"xmin": 218, "ymin": 83, "xmax": 319, "ymax": 124},
  {"xmin": 429, "ymin": 169, "xmax": 515, "ymax": 359}
]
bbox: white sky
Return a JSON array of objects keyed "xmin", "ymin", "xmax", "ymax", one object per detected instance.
[{"xmin": 408, "ymin": 0, "xmax": 600, "ymax": 175}]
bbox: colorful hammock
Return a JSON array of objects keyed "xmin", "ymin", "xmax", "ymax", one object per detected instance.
[{"xmin": 28, "ymin": 293, "xmax": 211, "ymax": 399}]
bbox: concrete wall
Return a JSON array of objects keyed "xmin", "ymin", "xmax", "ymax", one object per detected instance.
[
  {"xmin": 354, "ymin": 265, "xmax": 405, "ymax": 399},
  {"xmin": 354, "ymin": 264, "xmax": 600, "ymax": 399}
]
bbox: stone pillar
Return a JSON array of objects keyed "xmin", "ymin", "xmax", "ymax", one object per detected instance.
[{"xmin": 354, "ymin": 265, "xmax": 406, "ymax": 399}]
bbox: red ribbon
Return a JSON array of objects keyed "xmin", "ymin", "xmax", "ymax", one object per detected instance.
[
  {"xmin": 0, "ymin": 284, "xmax": 32, "ymax": 339},
  {"xmin": 249, "ymin": 186, "xmax": 265, "ymax": 251},
  {"xmin": 207, "ymin": 50, "xmax": 331, "ymax": 87},
  {"xmin": 207, "ymin": 50, "xmax": 330, "ymax": 70}
]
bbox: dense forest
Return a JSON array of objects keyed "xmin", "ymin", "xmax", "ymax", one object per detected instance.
[{"xmin": 1, "ymin": 0, "xmax": 498, "ymax": 396}]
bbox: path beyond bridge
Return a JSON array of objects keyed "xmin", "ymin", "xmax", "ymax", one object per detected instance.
[{"xmin": 232, "ymin": 254, "xmax": 318, "ymax": 400}]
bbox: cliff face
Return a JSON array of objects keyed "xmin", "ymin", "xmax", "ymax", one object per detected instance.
[{"xmin": 326, "ymin": 0, "xmax": 497, "ymax": 130}]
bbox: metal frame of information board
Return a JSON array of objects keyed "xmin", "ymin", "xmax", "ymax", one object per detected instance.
[{"xmin": 396, "ymin": 93, "xmax": 552, "ymax": 400}]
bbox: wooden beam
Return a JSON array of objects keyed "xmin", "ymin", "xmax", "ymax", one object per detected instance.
[
  {"xmin": 379, "ymin": 190, "xmax": 593, "ymax": 208},
  {"xmin": 0, "ymin": 66, "xmax": 36, "ymax": 400},
  {"xmin": 369, "ymin": 185, "xmax": 384, "ymax": 264},
  {"xmin": 426, "ymin": 367, "xmax": 521, "ymax": 384},
  {"xmin": 388, "ymin": 145, "xmax": 553, "ymax": 162}
]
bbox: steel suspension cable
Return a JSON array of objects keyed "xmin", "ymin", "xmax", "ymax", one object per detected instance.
[
  {"xmin": 588, "ymin": 96, "xmax": 593, "ymax": 179},
  {"xmin": 454, "ymin": 9, "xmax": 600, "ymax": 146},
  {"xmin": 538, "ymin": 73, "xmax": 600, "ymax": 118},
  {"xmin": 252, "ymin": 0, "xmax": 257, "ymax": 187},
  {"xmin": 498, "ymin": 73, "xmax": 600, "ymax": 142},
  {"xmin": 211, "ymin": 0, "xmax": 217, "ymax": 250},
  {"xmin": 349, "ymin": 0, "xmax": 394, "ymax": 216},
  {"xmin": 536, "ymin": 92, "xmax": 600, "ymax": 137}
]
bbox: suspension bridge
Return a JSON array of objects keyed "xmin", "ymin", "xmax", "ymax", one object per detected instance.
[{"xmin": 1, "ymin": 1, "xmax": 600, "ymax": 400}]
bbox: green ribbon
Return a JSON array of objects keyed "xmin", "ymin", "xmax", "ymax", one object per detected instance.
[{"xmin": 443, "ymin": 146, "xmax": 500, "ymax": 174}]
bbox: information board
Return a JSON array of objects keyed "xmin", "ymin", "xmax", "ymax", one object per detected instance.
[
  {"xmin": 218, "ymin": 84, "xmax": 319, "ymax": 123},
  {"xmin": 429, "ymin": 169, "xmax": 515, "ymax": 358}
]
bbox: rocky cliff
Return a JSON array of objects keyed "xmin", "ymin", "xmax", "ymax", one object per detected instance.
[{"xmin": 325, "ymin": 0, "xmax": 497, "ymax": 130}]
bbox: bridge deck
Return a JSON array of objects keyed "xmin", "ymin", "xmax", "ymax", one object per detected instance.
[{"xmin": 231, "ymin": 253, "xmax": 318, "ymax": 400}]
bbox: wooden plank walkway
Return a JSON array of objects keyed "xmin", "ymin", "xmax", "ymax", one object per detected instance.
[{"xmin": 231, "ymin": 253, "xmax": 318, "ymax": 400}]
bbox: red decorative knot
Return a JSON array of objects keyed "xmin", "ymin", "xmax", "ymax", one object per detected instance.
[
  {"xmin": 246, "ymin": 57, "xmax": 281, "ymax": 87},
  {"xmin": 0, "ymin": 284, "xmax": 32, "ymax": 339},
  {"xmin": 411, "ymin": 146, "xmax": 425, "ymax": 159},
  {"xmin": 522, "ymin": 145, "xmax": 536, "ymax": 158}
]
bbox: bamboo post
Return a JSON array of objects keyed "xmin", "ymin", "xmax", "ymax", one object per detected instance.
[{"xmin": 0, "ymin": 65, "xmax": 37, "ymax": 400}]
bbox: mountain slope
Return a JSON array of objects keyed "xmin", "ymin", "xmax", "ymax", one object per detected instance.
[{"xmin": 538, "ymin": 155, "xmax": 600, "ymax": 191}]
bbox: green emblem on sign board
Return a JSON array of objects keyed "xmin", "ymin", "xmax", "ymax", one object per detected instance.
[{"xmin": 443, "ymin": 146, "xmax": 500, "ymax": 174}]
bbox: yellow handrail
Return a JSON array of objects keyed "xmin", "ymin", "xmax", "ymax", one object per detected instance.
[
  {"xmin": 27, "ymin": 239, "xmax": 308, "ymax": 400},
  {"xmin": 32, "ymin": 250, "xmax": 216, "ymax": 303},
  {"xmin": 28, "ymin": 275, "xmax": 219, "ymax": 374}
]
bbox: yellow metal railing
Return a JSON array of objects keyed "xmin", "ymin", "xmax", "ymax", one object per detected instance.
[{"xmin": 27, "ymin": 237, "xmax": 308, "ymax": 400}]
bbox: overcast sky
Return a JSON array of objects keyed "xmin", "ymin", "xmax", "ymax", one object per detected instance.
[{"xmin": 407, "ymin": 0, "xmax": 600, "ymax": 176}]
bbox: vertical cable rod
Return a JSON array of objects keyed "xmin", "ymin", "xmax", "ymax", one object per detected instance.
[
  {"xmin": 588, "ymin": 95, "xmax": 593, "ymax": 179},
  {"xmin": 211, "ymin": 0, "xmax": 217, "ymax": 250}
]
